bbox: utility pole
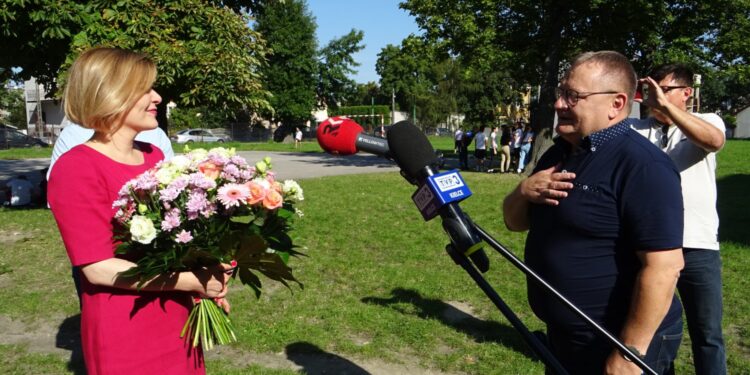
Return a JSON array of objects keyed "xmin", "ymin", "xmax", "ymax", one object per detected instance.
[
  {"xmin": 391, "ymin": 88, "xmax": 396, "ymax": 124},
  {"xmin": 412, "ymin": 98, "xmax": 416, "ymax": 126},
  {"xmin": 35, "ymin": 80, "xmax": 43, "ymax": 139}
]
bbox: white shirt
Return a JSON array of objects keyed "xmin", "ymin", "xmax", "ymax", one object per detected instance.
[
  {"xmin": 48, "ymin": 120, "xmax": 175, "ymax": 180},
  {"xmin": 475, "ymin": 132, "xmax": 487, "ymax": 150},
  {"xmin": 454, "ymin": 129, "xmax": 463, "ymax": 141},
  {"xmin": 631, "ymin": 113, "xmax": 726, "ymax": 250},
  {"xmin": 6, "ymin": 178, "xmax": 33, "ymax": 206},
  {"xmin": 490, "ymin": 131, "xmax": 498, "ymax": 149},
  {"xmin": 295, "ymin": 130, "xmax": 303, "ymax": 141}
]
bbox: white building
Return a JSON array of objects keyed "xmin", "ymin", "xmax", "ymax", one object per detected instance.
[
  {"xmin": 24, "ymin": 77, "xmax": 64, "ymax": 143},
  {"xmin": 735, "ymin": 105, "xmax": 750, "ymax": 139}
]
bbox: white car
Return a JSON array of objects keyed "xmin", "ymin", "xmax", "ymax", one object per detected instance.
[{"xmin": 171, "ymin": 129, "xmax": 227, "ymax": 144}]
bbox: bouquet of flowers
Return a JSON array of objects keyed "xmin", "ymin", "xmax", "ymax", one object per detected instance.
[{"xmin": 112, "ymin": 147, "xmax": 304, "ymax": 350}]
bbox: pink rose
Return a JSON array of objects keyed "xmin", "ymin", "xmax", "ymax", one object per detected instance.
[{"xmin": 262, "ymin": 189, "xmax": 283, "ymax": 210}]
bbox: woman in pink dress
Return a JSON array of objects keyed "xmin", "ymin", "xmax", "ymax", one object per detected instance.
[{"xmin": 48, "ymin": 47, "xmax": 232, "ymax": 375}]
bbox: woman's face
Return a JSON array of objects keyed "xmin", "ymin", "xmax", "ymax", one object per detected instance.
[{"xmin": 122, "ymin": 89, "xmax": 162, "ymax": 131}]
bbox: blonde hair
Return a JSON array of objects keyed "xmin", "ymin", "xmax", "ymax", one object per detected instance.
[{"xmin": 63, "ymin": 47, "xmax": 156, "ymax": 134}]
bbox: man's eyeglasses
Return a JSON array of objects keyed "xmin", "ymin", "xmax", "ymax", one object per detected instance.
[
  {"xmin": 555, "ymin": 87, "xmax": 619, "ymax": 106},
  {"xmin": 659, "ymin": 86, "xmax": 688, "ymax": 93}
]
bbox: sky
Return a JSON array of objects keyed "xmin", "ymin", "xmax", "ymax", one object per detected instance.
[{"xmin": 307, "ymin": 0, "xmax": 421, "ymax": 84}]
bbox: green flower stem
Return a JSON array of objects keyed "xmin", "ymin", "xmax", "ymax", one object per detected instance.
[{"xmin": 181, "ymin": 298, "xmax": 237, "ymax": 351}]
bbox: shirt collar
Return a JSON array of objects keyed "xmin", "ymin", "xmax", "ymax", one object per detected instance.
[
  {"xmin": 649, "ymin": 117, "xmax": 672, "ymax": 133},
  {"xmin": 555, "ymin": 118, "xmax": 633, "ymax": 154},
  {"xmin": 585, "ymin": 118, "xmax": 632, "ymax": 152}
]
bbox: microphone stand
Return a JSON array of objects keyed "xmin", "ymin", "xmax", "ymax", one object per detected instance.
[
  {"xmin": 445, "ymin": 243, "xmax": 569, "ymax": 375},
  {"xmin": 449, "ymin": 223, "xmax": 658, "ymax": 375}
]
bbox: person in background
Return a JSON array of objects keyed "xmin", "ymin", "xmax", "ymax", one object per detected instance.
[
  {"xmin": 294, "ymin": 127, "xmax": 303, "ymax": 149},
  {"xmin": 511, "ymin": 122, "xmax": 523, "ymax": 172},
  {"xmin": 37, "ymin": 168, "xmax": 48, "ymax": 207},
  {"xmin": 4, "ymin": 175, "xmax": 33, "ymax": 207},
  {"xmin": 459, "ymin": 126, "xmax": 474, "ymax": 170},
  {"xmin": 454, "ymin": 127, "xmax": 463, "ymax": 153},
  {"xmin": 48, "ymin": 47, "xmax": 231, "ymax": 374},
  {"xmin": 499, "ymin": 125, "xmax": 512, "ymax": 173},
  {"xmin": 517, "ymin": 123, "xmax": 535, "ymax": 173},
  {"xmin": 487, "ymin": 126, "xmax": 498, "ymax": 172},
  {"xmin": 632, "ymin": 63, "xmax": 727, "ymax": 375},
  {"xmin": 503, "ymin": 51, "xmax": 684, "ymax": 374},
  {"xmin": 474, "ymin": 125, "xmax": 487, "ymax": 172},
  {"xmin": 48, "ymin": 118, "xmax": 173, "ymax": 180}
]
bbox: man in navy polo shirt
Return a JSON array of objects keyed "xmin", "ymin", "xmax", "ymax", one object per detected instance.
[{"xmin": 503, "ymin": 51, "xmax": 685, "ymax": 374}]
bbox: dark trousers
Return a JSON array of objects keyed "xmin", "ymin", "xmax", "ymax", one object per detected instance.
[
  {"xmin": 679, "ymin": 248, "xmax": 726, "ymax": 375},
  {"xmin": 458, "ymin": 145, "xmax": 469, "ymax": 169},
  {"xmin": 546, "ymin": 317, "xmax": 682, "ymax": 375}
]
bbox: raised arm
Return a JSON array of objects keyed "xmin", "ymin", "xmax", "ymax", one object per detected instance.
[{"xmin": 638, "ymin": 77, "xmax": 725, "ymax": 152}]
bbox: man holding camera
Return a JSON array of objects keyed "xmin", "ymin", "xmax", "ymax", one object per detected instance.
[
  {"xmin": 632, "ymin": 63, "xmax": 727, "ymax": 375},
  {"xmin": 503, "ymin": 51, "xmax": 685, "ymax": 374}
]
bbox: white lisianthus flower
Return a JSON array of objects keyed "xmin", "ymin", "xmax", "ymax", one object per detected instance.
[
  {"xmin": 155, "ymin": 165, "xmax": 179, "ymax": 185},
  {"xmin": 209, "ymin": 147, "xmax": 235, "ymax": 158},
  {"xmin": 130, "ymin": 215, "xmax": 157, "ymax": 244},
  {"xmin": 189, "ymin": 148, "xmax": 208, "ymax": 163},
  {"xmin": 282, "ymin": 180, "xmax": 304, "ymax": 201},
  {"xmin": 255, "ymin": 160, "xmax": 268, "ymax": 174},
  {"xmin": 169, "ymin": 155, "xmax": 192, "ymax": 172},
  {"xmin": 252, "ymin": 177, "xmax": 271, "ymax": 190}
]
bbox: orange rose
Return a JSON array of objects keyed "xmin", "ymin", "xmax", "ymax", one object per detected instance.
[
  {"xmin": 245, "ymin": 181, "xmax": 266, "ymax": 205},
  {"xmin": 262, "ymin": 189, "xmax": 283, "ymax": 210},
  {"xmin": 198, "ymin": 162, "xmax": 221, "ymax": 180}
]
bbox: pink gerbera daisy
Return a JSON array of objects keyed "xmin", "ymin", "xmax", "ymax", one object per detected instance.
[{"xmin": 217, "ymin": 183, "xmax": 251, "ymax": 208}]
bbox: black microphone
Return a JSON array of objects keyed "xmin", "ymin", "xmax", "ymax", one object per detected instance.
[
  {"xmin": 387, "ymin": 121, "xmax": 490, "ymax": 273},
  {"xmin": 316, "ymin": 116, "xmax": 390, "ymax": 158}
]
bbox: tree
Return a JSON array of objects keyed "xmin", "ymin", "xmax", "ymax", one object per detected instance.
[
  {"xmin": 401, "ymin": 0, "xmax": 750, "ymax": 170},
  {"xmin": 317, "ymin": 29, "xmax": 365, "ymax": 109},
  {"xmin": 0, "ymin": 0, "xmax": 271, "ymax": 131},
  {"xmin": 0, "ymin": 82, "xmax": 26, "ymax": 128},
  {"xmin": 350, "ymin": 82, "xmax": 391, "ymax": 107},
  {"xmin": 254, "ymin": 0, "xmax": 318, "ymax": 130}
]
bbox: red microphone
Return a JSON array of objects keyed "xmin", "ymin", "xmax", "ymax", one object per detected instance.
[{"xmin": 317, "ymin": 116, "xmax": 390, "ymax": 157}]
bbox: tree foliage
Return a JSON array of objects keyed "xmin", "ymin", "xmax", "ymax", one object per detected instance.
[
  {"xmin": 254, "ymin": 0, "xmax": 318, "ymax": 127},
  {"xmin": 0, "ymin": 83, "xmax": 26, "ymax": 128},
  {"xmin": 317, "ymin": 29, "xmax": 365, "ymax": 109},
  {"xmin": 0, "ymin": 0, "xmax": 272, "ymax": 122},
  {"xmin": 401, "ymin": 0, "xmax": 750, "ymax": 167},
  {"xmin": 376, "ymin": 35, "xmax": 515, "ymax": 127}
]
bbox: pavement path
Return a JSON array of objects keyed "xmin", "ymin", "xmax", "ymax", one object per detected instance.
[{"xmin": 0, "ymin": 151, "xmax": 402, "ymax": 187}]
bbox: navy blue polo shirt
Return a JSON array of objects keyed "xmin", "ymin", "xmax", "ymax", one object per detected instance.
[{"xmin": 525, "ymin": 119, "xmax": 683, "ymax": 336}]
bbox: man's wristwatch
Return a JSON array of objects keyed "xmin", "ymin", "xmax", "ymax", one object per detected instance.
[{"xmin": 622, "ymin": 345, "xmax": 646, "ymax": 362}]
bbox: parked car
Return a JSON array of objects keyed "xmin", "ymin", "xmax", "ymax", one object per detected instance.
[
  {"xmin": 0, "ymin": 125, "xmax": 49, "ymax": 149},
  {"xmin": 170, "ymin": 128, "xmax": 227, "ymax": 144},
  {"xmin": 435, "ymin": 127, "xmax": 451, "ymax": 136}
]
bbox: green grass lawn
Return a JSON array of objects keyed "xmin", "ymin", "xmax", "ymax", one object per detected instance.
[{"xmin": 0, "ymin": 140, "xmax": 748, "ymax": 374}]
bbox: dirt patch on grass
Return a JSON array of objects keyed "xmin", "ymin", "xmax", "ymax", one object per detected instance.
[
  {"xmin": 0, "ymin": 230, "xmax": 26, "ymax": 246},
  {"xmin": 0, "ymin": 313, "xmax": 465, "ymax": 375}
]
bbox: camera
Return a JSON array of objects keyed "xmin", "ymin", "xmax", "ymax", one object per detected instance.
[{"xmin": 635, "ymin": 81, "xmax": 649, "ymax": 100}]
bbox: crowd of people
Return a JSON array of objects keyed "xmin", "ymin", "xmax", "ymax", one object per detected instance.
[
  {"xmin": 5, "ymin": 45, "xmax": 724, "ymax": 374},
  {"xmin": 454, "ymin": 121, "xmax": 536, "ymax": 173}
]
